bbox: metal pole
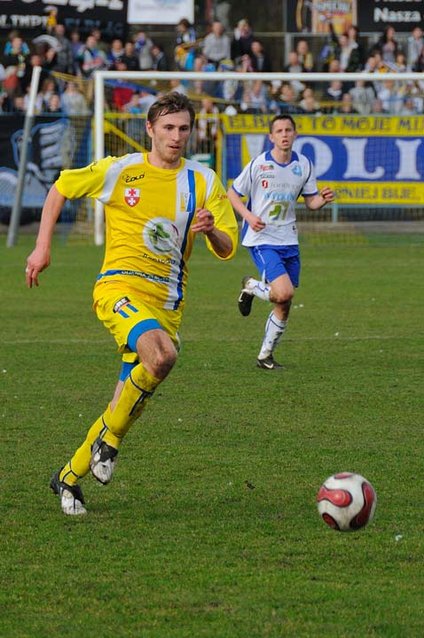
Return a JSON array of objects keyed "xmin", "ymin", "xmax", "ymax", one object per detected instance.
[{"xmin": 7, "ymin": 65, "xmax": 42, "ymax": 247}]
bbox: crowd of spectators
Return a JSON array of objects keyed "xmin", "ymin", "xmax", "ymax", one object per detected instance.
[{"xmin": 1, "ymin": 18, "xmax": 424, "ymax": 118}]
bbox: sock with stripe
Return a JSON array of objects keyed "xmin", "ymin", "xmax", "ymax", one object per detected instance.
[
  {"xmin": 59, "ymin": 363, "xmax": 160, "ymax": 485},
  {"xmin": 258, "ymin": 311, "xmax": 288, "ymax": 359}
]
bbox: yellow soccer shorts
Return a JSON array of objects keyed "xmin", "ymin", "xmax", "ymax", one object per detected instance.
[{"xmin": 93, "ymin": 281, "xmax": 182, "ymax": 380}]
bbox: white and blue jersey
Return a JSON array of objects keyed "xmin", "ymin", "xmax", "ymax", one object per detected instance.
[{"xmin": 232, "ymin": 150, "xmax": 318, "ymax": 247}]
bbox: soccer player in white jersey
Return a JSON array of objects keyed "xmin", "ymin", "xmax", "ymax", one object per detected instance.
[
  {"xmin": 25, "ymin": 92, "xmax": 238, "ymax": 515},
  {"xmin": 228, "ymin": 114, "xmax": 334, "ymax": 369}
]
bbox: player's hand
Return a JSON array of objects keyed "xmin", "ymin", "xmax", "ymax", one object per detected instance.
[
  {"xmin": 25, "ymin": 246, "xmax": 51, "ymax": 288},
  {"xmin": 248, "ymin": 213, "xmax": 266, "ymax": 232},
  {"xmin": 191, "ymin": 208, "xmax": 215, "ymax": 234},
  {"xmin": 320, "ymin": 187, "xmax": 335, "ymax": 203}
]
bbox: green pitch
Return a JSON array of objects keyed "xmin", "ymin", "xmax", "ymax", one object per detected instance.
[{"xmin": 1, "ymin": 233, "xmax": 423, "ymax": 637}]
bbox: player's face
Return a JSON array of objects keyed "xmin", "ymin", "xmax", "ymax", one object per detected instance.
[
  {"xmin": 146, "ymin": 110, "xmax": 192, "ymax": 168},
  {"xmin": 269, "ymin": 120, "xmax": 297, "ymax": 153}
]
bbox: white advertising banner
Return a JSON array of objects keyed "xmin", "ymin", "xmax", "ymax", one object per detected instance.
[{"xmin": 127, "ymin": 0, "xmax": 194, "ymax": 25}]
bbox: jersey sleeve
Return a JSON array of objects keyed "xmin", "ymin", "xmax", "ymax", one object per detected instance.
[
  {"xmin": 204, "ymin": 172, "xmax": 238, "ymax": 260},
  {"xmin": 55, "ymin": 156, "xmax": 117, "ymax": 200},
  {"xmin": 231, "ymin": 160, "xmax": 254, "ymax": 197},
  {"xmin": 301, "ymin": 157, "xmax": 318, "ymax": 197}
]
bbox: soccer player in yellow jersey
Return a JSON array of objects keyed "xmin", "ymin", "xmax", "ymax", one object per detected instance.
[{"xmin": 25, "ymin": 92, "xmax": 238, "ymax": 516}]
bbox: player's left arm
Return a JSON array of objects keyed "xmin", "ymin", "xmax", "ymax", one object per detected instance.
[{"xmin": 304, "ymin": 186, "xmax": 335, "ymax": 211}]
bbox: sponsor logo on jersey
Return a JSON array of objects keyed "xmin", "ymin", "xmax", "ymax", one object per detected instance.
[
  {"xmin": 261, "ymin": 179, "xmax": 269, "ymax": 188},
  {"xmin": 144, "ymin": 218, "xmax": 180, "ymax": 255},
  {"xmin": 259, "ymin": 164, "xmax": 274, "ymax": 171},
  {"xmin": 124, "ymin": 187, "xmax": 140, "ymax": 207},
  {"xmin": 122, "ymin": 172, "xmax": 145, "ymax": 183},
  {"xmin": 113, "ymin": 297, "xmax": 131, "ymax": 313}
]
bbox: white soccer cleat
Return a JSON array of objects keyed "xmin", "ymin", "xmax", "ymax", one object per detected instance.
[
  {"xmin": 60, "ymin": 487, "xmax": 87, "ymax": 516},
  {"xmin": 50, "ymin": 471, "xmax": 87, "ymax": 516},
  {"xmin": 90, "ymin": 438, "xmax": 118, "ymax": 485}
]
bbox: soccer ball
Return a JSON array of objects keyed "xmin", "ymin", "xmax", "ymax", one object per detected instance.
[{"xmin": 316, "ymin": 472, "xmax": 377, "ymax": 532}]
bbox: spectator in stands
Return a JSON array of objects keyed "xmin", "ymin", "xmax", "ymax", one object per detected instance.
[
  {"xmin": 345, "ymin": 25, "xmax": 365, "ymax": 72},
  {"xmin": 197, "ymin": 96, "xmax": 219, "ymax": 151},
  {"xmin": 174, "ymin": 17, "xmax": 197, "ymax": 71},
  {"xmin": 238, "ymin": 53, "xmax": 254, "ymax": 73},
  {"xmin": 52, "ymin": 23, "xmax": 75, "ymax": 75},
  {"xmin": 151, "ymin": 43, "xmax": 169, "ymax": 72},
  {"xmin": 299, "ymin": 87, "xmax": 321, "ymax": 114},
  {"xmin": 45, "ymin": 93, "xmax": 63, "ymax": 114},
  {"xmin": 133, "ymin": 31, "xmax": 154, "ymax": 70},
  {"xmin": 168, "ymin": 78, "xmax": 188, "ymax": 95},
  {"xmin": 349, "ymin": 80, "xmax": 376, "ymax": 115},
  {"xmin": 3, "ymin": 31, "xmax": 30, "ymax": 56},
  {"xmin": 37, "ymin": 77, "xmax": 59, "ymax": 112},
  {"xmin": 376, "ymin": 79, "xmax": 404, "ymax": 114},
  {"xmin": 250, "ymin": 40, "xmax": 272, "ymax": 72},
  {"xmin": 376, "ymin": 25, "xmax": 400, "ymax": 66},
  {"xmin": 107, "ymin": 39, "xmax": 125, "ymax": 69},
  {"xmin": 21, "ymin": 53, "xmax": 50, "ymax": 95},
  {"xmin": 296, "ymin": 39, "xmax": 315, "ymax": 71},
  {"xmin": 2, "ymin": 34, "xmax": 30, "ymax": 96},
  {"xmin": 120, "ymin": 41, "xmax": 140, "ymax": 71},
  {"xmin": 231, "ymin": 19, "xmax": 254, "ymax": 62},
  {"xmin": 284, "ymin": 51, "xmax": 305, "ymax": 97},
  {"xmin": 77, "ymin": 34, "xmax": 108, "ymax": 78},
  {"xmin": 90, "ymin": 28, "xmax": 109, "ymax": 55},
  {"xmin": 217, "ymin": 58, "xmax": 242, "ymax": 104},
  {"xmin": 323, "ymin": 60, "xmax": 344, "ymax": 113},
  {"xmin": 393, "ymin": 51, "xmax": 407, "ymax": 73},
  {"xmin": 137, "ymin": 87, "xmax": 157, "ymax": 113},
  {"xmin": 240, "ymin": 79, "xmax": 269, "ymax": 114},
  {"xmin": 202, "ymin": 20, "xmax": 231, "ymax": 69},
  {"xmin": 110, "ymin": 60, "xmax": 134, "ymax": 110},
  {"xmin": 69, "ymin": 30, "xmax": 84, "ymax": 70},
  {"xmin": 61, "ymin": 81, "xmax": 90, "ymax": 115},
  {"xmin": 407, "ymin": 26, "xmax": 423, "ymax": 70},
  {"xmin": 337, "ymin": 92, "xmax": 358, "ymax": 114},
  {"xmin": 275, "ymin": 83, "xmax": 303, "ymax": 114},
  {"xmin": 11, "ymin": 94, "xmax": 26, "ymax": 113}
]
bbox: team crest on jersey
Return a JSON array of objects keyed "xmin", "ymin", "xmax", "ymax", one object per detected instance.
[
  {"xmin": 292, "ymin": 164, "xmax": 302, "ymax": 177},
  {"xmin": 124, "ymin": 187, "xmax": 140, "ymax": 207}
]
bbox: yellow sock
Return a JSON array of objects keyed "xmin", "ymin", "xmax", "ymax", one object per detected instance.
[
  {"xmin": 103, "ymin": 363, "xmax": 160, "ymax": 439},
  {"xmin": 59, "ymin": 364, "xmax": 160, "ymax": 484}
]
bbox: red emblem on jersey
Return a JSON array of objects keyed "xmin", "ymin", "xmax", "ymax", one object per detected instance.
[
  {"xmin": 124, "ymin": 187, "xmax": 140, "ymax": 207},
  {"xmin": 262, "ymin": 179, "xmax": 269, "ymax": 188}
]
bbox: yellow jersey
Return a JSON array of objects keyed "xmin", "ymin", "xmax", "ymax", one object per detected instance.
[{"xmin": 55, "ymin": 153, "xmax": 238, "ymax": 310}]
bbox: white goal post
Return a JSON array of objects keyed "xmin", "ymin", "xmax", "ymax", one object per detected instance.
[{"xmin": 94, "ymin": 70, "xmax": 424, "ymax": 245}]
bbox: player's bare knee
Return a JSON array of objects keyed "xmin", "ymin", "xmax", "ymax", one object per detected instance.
[
  {"xmin": 272, "ymin": 290, "xmax": 293, "ymax": 305},
  {"xmin": 150, "ymin": 345, "xmax": 177, "ymax": 379}
]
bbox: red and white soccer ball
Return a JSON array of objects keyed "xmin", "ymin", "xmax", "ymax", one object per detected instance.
[{"xmin": 316, "ymin": 472, "xmax": 377, "ymax": 532}]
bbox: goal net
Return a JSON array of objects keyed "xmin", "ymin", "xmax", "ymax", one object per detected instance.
[
  {"xmin": 7, "ymin": 69, "xmax": 424, "ymax": 245},
  {"xmin": 94, "ymin": 70, "xmax": 424, "ymax": 245}
]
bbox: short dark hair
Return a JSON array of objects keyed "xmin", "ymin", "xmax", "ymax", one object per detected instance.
[
  {"xmin": 147, "ymin": 92, "xmax": 196, "ymax": 130},
  {"xmin": 269, "ymin": 114, "xmax": 296, "ymax": 133}
]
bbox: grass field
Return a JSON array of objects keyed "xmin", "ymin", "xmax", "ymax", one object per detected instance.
[{"xmin": 1, "ymin": 232, "xmax": 423, "ymax": 637}]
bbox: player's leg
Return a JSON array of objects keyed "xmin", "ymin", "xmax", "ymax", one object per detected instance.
[
  {"xmin": 255, "ymin": 247, "xmax": 300, "ymax": 369},
  {"xmin": 257, "ymin": 274, "xmax": 293, "ymax": 368},
  {"xmin": 52, "ymin": 290, "xmax": 179, "ymax": 514},
  {"xmin": 238, "ymin": 246, "xmax": 271, "ymax": 316},
  {"xmin": 89, "ymin": 327, "xmax": 176, "ymax": 484}
]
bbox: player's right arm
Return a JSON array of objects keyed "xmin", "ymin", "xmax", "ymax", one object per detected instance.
[
  {"xmin": 227, "ymin": 186, "xmax": 265, "ymax": 232},
  {"xmin": 25, "ymin": 185, "xmax": 66, "ymax": 288}
]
